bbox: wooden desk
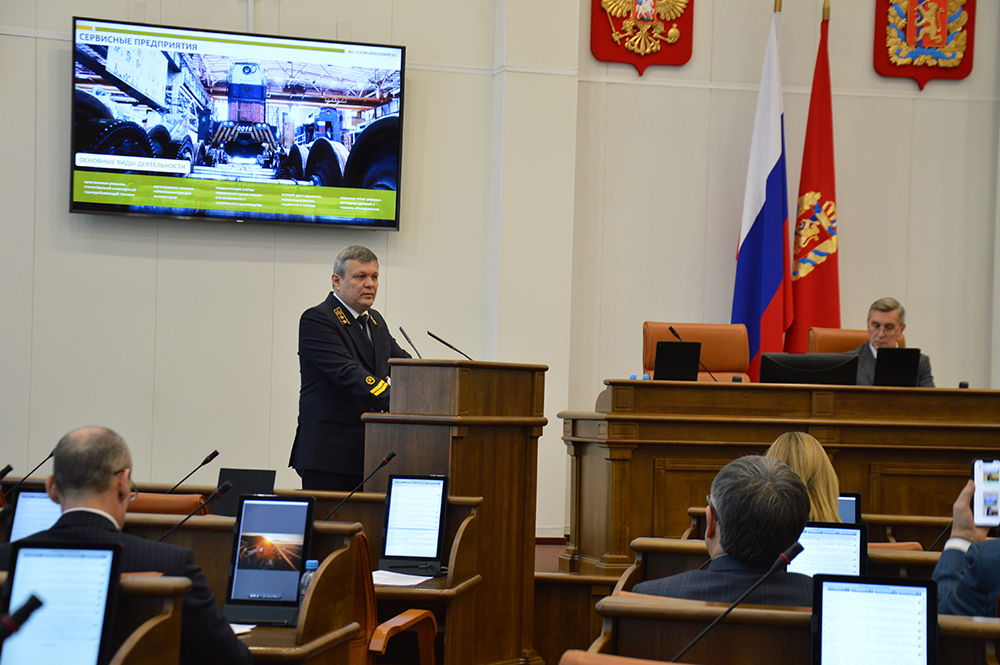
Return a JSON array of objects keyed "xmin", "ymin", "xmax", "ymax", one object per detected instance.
[
  {"xmin": 592, "ymin": 594, "xmax": 1000, "ymax": 665},
  {"xmin": 124, "ymin": 498, "xmax": 482, "ymax": 665},
  {"xmin": 684, "ymin": 506, "xmax": 955, "ymax": 552},
  {"xmin": 559, "ymin": 380, "xmax": 1000, "ymax": 575},
  {"xmin": 617, "ymin": 537, "xmax": 941, "ymax": 590}
]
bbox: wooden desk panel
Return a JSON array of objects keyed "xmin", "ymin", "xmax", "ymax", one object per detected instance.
[{"xmin": 560, "ymin": 380, "xmax": 1000, "ymax": 575}]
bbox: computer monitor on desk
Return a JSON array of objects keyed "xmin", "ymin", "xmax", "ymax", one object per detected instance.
[{"xmin": 759, "ymin": 353, "xmax": 858, "ymax": 386}]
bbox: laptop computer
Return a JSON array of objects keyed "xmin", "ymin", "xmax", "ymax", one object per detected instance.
[
  {"xmin": 837, "ymin": 493, "xmax": 862, "ymax": 524},
  {"xmin": 0, "ymin": 542, "xmax": 122, "ymax": 665},
  {"xmin": 222, "ymin": 495, "xmax": 314, "ymax": 626},
  {"xmin": 873, "ymin": 347, "xmax": 922, "ymax": 387},
  {"xmin": 653, "ymin": 341, "xmax": 702, "ymax": 381},
  {"xmin": 378, "ymin": 475, "xmax": 449, "ymax": 577},
  {"xmin": 213, "ymin": 468, "xmax": 276, "ymax": 517},
  {"xmin": 786, "ymin": 522, "xmax": 867, "ymax": 577},
  {"xmin": 6, "ymin": 490, "xmax": 62, "ymax": 543},
  {"xmin": 812, "ymin": 574, "xmax": 936, "ymax": 665}
]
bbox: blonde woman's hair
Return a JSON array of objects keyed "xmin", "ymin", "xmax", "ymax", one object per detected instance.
[{"xmin": 765, "ymin": 432, "xmax": 841, "ymax": 523}]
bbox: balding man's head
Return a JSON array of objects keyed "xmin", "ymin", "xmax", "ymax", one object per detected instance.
[{"xmin": 52, "ymin": 427, "xmax": 132, "ymax": 502}]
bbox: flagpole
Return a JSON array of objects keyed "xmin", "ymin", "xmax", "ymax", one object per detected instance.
[
  {"xmin": 823, "ymin": 0, "xmax": 830, "ymax": 21},
  {"xmin": 774, "ymin": 0, "xmax": 782, "ymax": 11}
]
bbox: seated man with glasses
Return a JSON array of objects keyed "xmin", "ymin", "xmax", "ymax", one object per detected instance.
[
  {"xmin": 0, "ymin": 427, "xmax": 251, "ymax": 665},
  {"xmin": 849, "ymin": 296, "xmax": 935, "ymax": 387},
  {"xmin": 633, "ymin": 456, "xmax": 813, "ymax": 607}
]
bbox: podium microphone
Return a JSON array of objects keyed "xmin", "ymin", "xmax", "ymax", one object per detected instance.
[
  {"xmin": 157, "ymin": 481, "xmax": 232, "ymax": 542},
  {"xmin": 669, "ymin": 326, "xmax": 718, "ymax": 382},
  {"xmin": 323, "ymin": 452, "xmax": 396, "ymax": 521},
  {"xmin": 427, "ymin": 331, "xmax": 473, "ymax": 361},
  {"xmin": 3, "ymin": 451, "xmax": 54, "ymax": 500},
  {"xmin": 670, "ymin": 542, "xmax": 803, "ymax": 663},
  {"xmin": 166, "ymin": 450, "xmax": 220, "ymax": 494},
  {"xmin": 399, "ymin": 327, "xmax": 423, "ymax": 359},
  {"xmin": 0, "ymin": 465, "xmax": 12, "ymax": 482},
  {"xmin": 0, "ymin": 595, "xmax": 43, "ymax": 642}
]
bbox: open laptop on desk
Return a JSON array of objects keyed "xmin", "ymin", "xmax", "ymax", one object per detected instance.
[
  {"xmin": 0, "ymin": 542, "xmax": 122, "ymax": 665},
  {"xmin": 213, "ymin": 468, "xmax": 276, "ymax": 517},
  {"xmin": 653, "ymin": 341, "xmax": 701, "ymax": 381},
  {"xmin": 873, "ymin": 347, "xmax": 922, "ymax": 387}
]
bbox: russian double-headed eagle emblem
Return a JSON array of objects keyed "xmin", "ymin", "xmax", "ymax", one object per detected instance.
[
  {"xmin": 600, "ymin": 0, "xmax": 689, "ymax": 56},
  {"xmin": 591, "ymin": 0, "xmax": 693, "ymax": 75},
  {"xmin": 873, "ymin": 0, "xmax": 976, "ymax": 89}
]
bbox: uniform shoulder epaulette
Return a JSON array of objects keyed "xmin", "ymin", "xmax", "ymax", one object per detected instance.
[{"xmin": 333, "ymin": 307, "xmax": 350, "ymax": 326}]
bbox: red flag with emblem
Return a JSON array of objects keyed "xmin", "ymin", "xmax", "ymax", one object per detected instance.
[{"xmin": 785, "ymin": 10, "xmax": 840, "ymax": 353}]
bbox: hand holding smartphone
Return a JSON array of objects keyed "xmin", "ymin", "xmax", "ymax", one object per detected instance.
[{"xmin": 972, "ymin": 459, "xmax": 1000, "ymax": 527}]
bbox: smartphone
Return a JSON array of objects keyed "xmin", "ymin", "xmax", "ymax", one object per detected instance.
[{"xmin": 972, "ymin": 459, "xmax": 1000, "ymax": 527}]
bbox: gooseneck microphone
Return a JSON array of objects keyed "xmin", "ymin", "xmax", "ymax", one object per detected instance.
[
  {"xmin": 0, "ymin": 595, "xmax": 43, "ymax": 642},
  {"xmin": 166, "ymin": 450, "xmax": 220, "ymax": 494},
  {"xmin": 399, "ymin": 327, "xmax": 423, "ymax": 359},
  {"xmin": 0, "ymin": 465, "xmax": 13, "ymax": 482},
  {"xmin": 157, "ymin": 481, "xmax": 232, "ymax": 542},
  {"xmin": 323, "ymin": 452, "xmax": 396, "ymax": 521},
  {"xmin": 669, "ymin": 326, "xmax": 718, "ymax": 382},
  {"xmin": 3, "ymin": 451, "xmax": 55, "ymax": 500},
  {"xmin": 427, "ymin": 331, "xmax": 473, "ymax": 361},
  {"xmin": 670, "ymin": 542, "xmax": 803, "ymax": 663}
]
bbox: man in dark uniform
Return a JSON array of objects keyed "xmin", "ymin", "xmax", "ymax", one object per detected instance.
[{"xmin": 290, "ymin": 245, "xmax": 410, "ymax": 491}]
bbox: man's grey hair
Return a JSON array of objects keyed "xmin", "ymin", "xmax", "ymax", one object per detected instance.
[
  {"xmin": 710, "ymin": 455, "xmax": 810, "ymax": 567},
  {"xmin": 52, "ymin": 427, "xmax": 132, "ymax": 500},
  {"xmin": 869, "ymin": 297, "xmax": 905, "ymax": 324},
  {"xmin": 333, "ymin": 245, "xmax": 379, "ymax": 277}
]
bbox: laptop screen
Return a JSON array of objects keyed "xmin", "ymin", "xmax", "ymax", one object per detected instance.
[
  {"xmin": 813, "ymin": 575, "xmax": 936, "ymax": 665},
  {"xmin": 227, "ymin": 496, "xmax": 313, "ymax": 606},
  {"xmin": 786, "ymin": 522, "xmax": 867, "ymax": 577},
  {"xmin": 873, "ymin": 347, "xmax": 921, "ymax": 387},
  {"xmin": 8, "ymin": 491, "xmax": 62, "ymax": 542},
  {"xmin": 1, "ymin": 543, "xmax": 121, "ymax": 665},
  {"xmin": 379, "ymin": 475, "xmax": 449, "ymax": 575}
]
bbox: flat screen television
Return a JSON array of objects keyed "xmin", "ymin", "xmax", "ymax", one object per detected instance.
[{"xmin": 71, "ymin": 17, "xmax": 405, "ymax": 229}]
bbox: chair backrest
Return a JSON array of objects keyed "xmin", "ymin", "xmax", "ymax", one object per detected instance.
[
  {"xmin": 351, "ymin": 531, "xmax": 379, "ymax": 665},
  {"xmin": 110, "ymin": 576, "xmax": 191, "ymax": 665},
  {"xmin": 128, "ymin": 493, "xmax": 208, "ymax": 516},
  {"xmin": 559, "ymin": 650, "xmax": 677, "ymax": 665},
  {"xmin": 642, "ymin": 322, "xmax": 750, "ymax": 382},
  {"xmin": 807, "ymin": 327, "xmax": 906, "ymax": 353}
]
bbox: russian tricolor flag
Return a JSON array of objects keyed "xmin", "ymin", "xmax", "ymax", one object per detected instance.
[{"xmin": 732, "ymin": 12, "xmax": 793, "ymax": 381}]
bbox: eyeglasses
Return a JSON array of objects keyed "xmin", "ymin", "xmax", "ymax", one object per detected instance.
[
  {"xmin": 868, "ymin": 321, "xmax": 899, "ymax": 334},
  {"xmin": 113, "ymin": 467, "xmax": 139, "ymax": 503},
  {"xmin": 706, "ymin": 495, "xmax": 720, "ymax": 526}
]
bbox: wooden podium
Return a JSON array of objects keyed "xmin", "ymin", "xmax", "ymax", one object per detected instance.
[{"xmin": 363, "ymin": 359, "xmax": 548, "ymax": 665}]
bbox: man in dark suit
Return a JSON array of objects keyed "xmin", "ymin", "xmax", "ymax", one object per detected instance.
[
  {"xmin": 933, "ymin": 479, "xmax": 1000, "ymax": 616},
  {"xmin": 633, "ymin": 456, "xmax": 813, "ymax": 607},
  {"xmin": 0, "ymin": 427, "xmax": 251, "ymax": 665},
  {"xmin": 848, "ymin": 296, "xmax": 934, "ymax": 387},
  {"xmin": 290, "ymin": 245, "xmax": 410, "ymax": 491}
]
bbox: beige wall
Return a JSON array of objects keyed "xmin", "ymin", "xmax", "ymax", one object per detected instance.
[{"xmin": 1, "ymin": 0, "xmax": 997, "ymax": 537}]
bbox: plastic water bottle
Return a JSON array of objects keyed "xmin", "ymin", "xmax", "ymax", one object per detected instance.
[{"xmin": 299, "ymin": 559, "xmax": 319, "ymax": 604}]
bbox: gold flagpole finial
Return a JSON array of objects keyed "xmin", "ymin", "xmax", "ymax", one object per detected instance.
[
  {"xmin": 823, "ymin": 0, "xmax": 830, "ymax": 21},
  {"xmin": 775, "ymin": 0, "xmax": 782, "ymax": 11}
]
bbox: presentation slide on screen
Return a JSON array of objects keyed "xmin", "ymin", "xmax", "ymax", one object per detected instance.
[{"xmin": 72, "ymin": 18, "xmax": 403, "ymax": 225}]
